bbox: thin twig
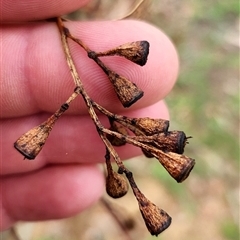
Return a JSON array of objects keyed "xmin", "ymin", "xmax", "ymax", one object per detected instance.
[
  {"xmin": 117, "ymin": 0, "xmax": 147, "ymax": 20},
  {"xmin": 100, "ymin": 198, "xmax": 134, "ymax": 240},
  {"xmin": 9, "ymin": 226, "xmax": 21, "ymax": 240},
  {"xmin": 56, "ymin": 17, "xmax": 129, "ymax": 172}
]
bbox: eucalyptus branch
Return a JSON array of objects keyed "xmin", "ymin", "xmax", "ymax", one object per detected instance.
[{"xmin": 13, "ymin": 16, "xmax": 195, "ymax": 236}]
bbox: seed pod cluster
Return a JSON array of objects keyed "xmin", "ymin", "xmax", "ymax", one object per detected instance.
[
  {"xmin": 106, "ymin": 116, "xmax": 195, "ymax": 183},
  {"xmin": 88, "ymin": 41, "xmax": 148, "ymax": 108},
  {"xmin": 14, "ymin": 19, "xmax": 195, "ymax": 237}
]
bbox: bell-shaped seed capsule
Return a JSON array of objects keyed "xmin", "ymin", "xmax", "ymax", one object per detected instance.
[
  {"xmin": 14, "ymin": 115, "xmax": 58, "ymax": 160},
  {"xmin": 126, "ymin": 172, "xmax": 171, "ymax": 235},
  {"xmin": 158, "ymin": 151, "xmax": 195, "ymax": 183},
  {"xmin": 140, "ymin": 131, "xmax": 187, "ymax": 157},
  {"xmin": 105, "ymin": 157, "xmax": 129, "ymax": 198},
  {"xmin": 125, "ymin": 171, "xmax": 171, "ymax": 235},
  {"xmin": 138, "ymin": 197, "xmax": 172, "ymax": 236},
  {"xmin": 106, "ymin": 170, "xmax": 129, "ymax": 199},
  {"xmin": 154, "ymin": 131, "xmax": 189, "ymax": 154},
  {"xmin": 132, "ymin": 117, "xmax": 169, "ymax": 135},
  {"xmin": 108, "ymin": 72, "xmax": 144, "ymax": 108},
  {"xmin": 96, "ymin": 41, "xmax": 150, "ymax": 66},
  {"xmin": 14, "ymin": 91, "xmax": 78, "ymax": 160}
]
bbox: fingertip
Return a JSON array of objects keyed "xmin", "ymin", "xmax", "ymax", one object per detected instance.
[
  {"xmin": 69, "ymin": 20, "xmax": 179, "ymax": 109},
  {"xmin": 3, "ymin": 20, "xmax": 179, "ymax": 117},
  {"xmin": 2, "ymin": 0, "xmax": 90, "ymax": 21}
]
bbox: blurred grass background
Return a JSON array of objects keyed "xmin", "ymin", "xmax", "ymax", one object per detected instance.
[{"xmin": 3, "ymin": 0, "xmax": 239, "ymax": 240}]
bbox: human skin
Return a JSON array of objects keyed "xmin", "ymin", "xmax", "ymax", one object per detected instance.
[{"xmin": 0, "ymin": 0, "xmax": 179, "ymax": 230}]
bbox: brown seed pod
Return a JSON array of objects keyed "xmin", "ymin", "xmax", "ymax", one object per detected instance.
[
  {"xmin": 132, "ymin": 117, "xmax": 169, "ymax": 135},
  {"xmin": 108, "ymin": 72, "xmax": 144, "ymax": 108},
  {"xmin": 139, "ymin": 130, "xmax": 188, "ymax": 158},
  {"xmin": 14, "ymin": 115, "xmax": 58, "ymax": 160},
  {"xmin": 138, "ymin": 196, "xmax": 172, "ymax": 236},
  {"xmin": 105, "ymin": 152, "xmax": 129, "ymax": 198},
  {"xmin": 96, "ymin": 41, "xmax": 150, "ymax": 66},
  {"xmin": 153, "ymin": 130, "xmax": 189, "ymax": 154},
  {"xmin": 13, "ymin": 91, "xmax": 78, "ymax": 160},
  {"xmin": 106, "ymin": 170, "xmax": 129, "ymax": 199},
  {"xmin": 125, "ymin": 171, "xmax": 171, "ymax": 236},
  {"xmin": 157, "ymin": 151, "xmax": 195, "ymax": 183}
]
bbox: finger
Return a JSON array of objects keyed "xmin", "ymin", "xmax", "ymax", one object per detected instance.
[
  {"xmin": 2, "ymin": 0, "xmax": 90, "ymax": 22},
  {"xmin": 2, "ymin": 20, "xmax": 178, "ymax": 118},
  {"xmin": 2, "ymin": 100, "xmax": 169, "ymax": 175},
  {"xmin": 1, "ymin": 164, "xmax": 104, "ymax": 231}
]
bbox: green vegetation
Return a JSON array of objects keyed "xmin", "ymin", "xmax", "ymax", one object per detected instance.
[
  {"xmin": 148, "ymin": 1, "xmax": 239, "ymax": 239},
  {"xmin": 221, "ymin": 220, "xmax": 239, "ymax": 240}
]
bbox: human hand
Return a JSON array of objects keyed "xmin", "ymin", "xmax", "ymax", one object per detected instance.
[{"xmin": 1, "ymin": 0, "xmax": 179, "ymax": 230}]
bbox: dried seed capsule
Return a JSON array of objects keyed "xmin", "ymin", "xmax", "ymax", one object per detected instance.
[
  {"xmin": 125, "ymin": 171, "xmax": 171, "ymax": 236},
  {"xmin": 108, "ymin": 72, "xmax": 144, "ymax": 107},
  {"xmin": 138, "ymin": 196, "xmax": 172, "ymax": 236},
  {"xmin": 139, "ymin": 131, "xmax": 189, "ymax": 158},
  {"xmin": 153, "ymin": 130, "xmax": 188, "ymax": 154},
  {"xmin": 14, "ymin": 115, "xmax": 58, "ymax": 160},
  {"xmin": 139, "ymin": 143, "xmax": 195, "ymax": 182},
  {"xmin": 105, "ymin": 154, "xmax": 129, "ymax": 198},
  {"xmin": 158, "ymin": 151, "xmax": 195, "ymax": 183},
  {"xmin": 88, "ymin": 53, "xmax": 143, "ymax": 107},
  {"xmin": 107, "ymin": 121, "xmax": 128, "ymax": 146},
  {"xmin": 132, "ymin": 117, "xmax": 169, "ymax": 135},
  {"xmin": 96, "ymin": 41, "xmax": 150, "ymax": 66},
  {"xmin": 14, "ymin": 90, "xmax": 78, "ymax": 159},
  {"xmin": 106, "ymin": 171, "xmax": 129, "ymax": 198}
]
